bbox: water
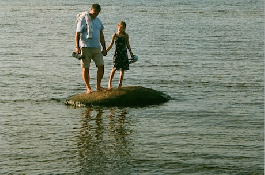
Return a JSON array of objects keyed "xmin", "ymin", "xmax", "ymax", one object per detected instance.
[{"xmin": 0, "ymin": 0, "xmax": 264, "ymax": 174}]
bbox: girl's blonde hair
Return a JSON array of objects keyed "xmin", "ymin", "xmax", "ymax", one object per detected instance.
[{"xmin": 118, "ymin": 21, "xmax": 126, "ymax": 28}]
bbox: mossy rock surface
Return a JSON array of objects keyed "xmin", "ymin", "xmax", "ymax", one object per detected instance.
[{"xmin": 65, "ymin": 86, "xmax": 170, "ymax": 107}]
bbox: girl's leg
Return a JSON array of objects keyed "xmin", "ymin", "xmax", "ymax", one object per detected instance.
[
  {"xmin": 108, "ymin": 68, "xmax": 116, "ymax": 89},
  {"xmin": 118, "ymin": 70, "xmax": 124, "ymax": 88}
]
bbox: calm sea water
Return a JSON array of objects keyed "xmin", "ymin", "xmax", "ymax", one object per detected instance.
[{"xmin": 0, "ymin": 0, "xmax": 264, "ymax": 174}]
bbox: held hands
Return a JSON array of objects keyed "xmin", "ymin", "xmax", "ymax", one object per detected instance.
[{"xmin": 102, "ymin": 50, "xmax": 107, "ymax": 56}]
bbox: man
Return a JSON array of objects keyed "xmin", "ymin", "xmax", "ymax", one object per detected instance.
[{"xmin": 75, "ymin": 4, "xmax": 107, "ymax": 93}]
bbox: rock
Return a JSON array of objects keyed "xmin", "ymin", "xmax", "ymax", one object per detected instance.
[{"xmin": 65, "ymin": 86, "xmax": 170, "ymax": 107}]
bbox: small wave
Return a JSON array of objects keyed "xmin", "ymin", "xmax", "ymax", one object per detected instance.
[{"xmin": 0, "ymin": 98, "xmax": 65, "ymax": 104}]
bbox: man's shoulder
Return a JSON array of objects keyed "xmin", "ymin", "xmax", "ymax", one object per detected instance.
[
  {"xmin": 94, "ymin": 17, "xmax": 102, "ymax": 23},
  {"xmin": 77, "ymin": 17, "xmax": 86, "ymax": 23},
  {"xmin": 94, "ymin": 17, "xmax": 104, "ymax": 29}
]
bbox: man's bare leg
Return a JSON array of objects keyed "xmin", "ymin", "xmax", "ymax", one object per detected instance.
[
  {"xmin": 96, "ymin": 65, "xmax": 105, "ymax": 91},
  {"xmin": 82, "ymin": 68, "xmax": 92, "ymax": 93}
]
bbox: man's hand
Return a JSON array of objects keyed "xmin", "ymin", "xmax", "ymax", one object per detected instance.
[{"xmin": 75, "ymin": 47, "xmax": 81, "ymax": 54}]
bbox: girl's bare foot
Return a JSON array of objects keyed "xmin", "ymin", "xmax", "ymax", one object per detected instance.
[
  {"xmin": 86, "ymin": 88, "xmax": 92, "ymax": 94},
  {"xmin": 85, "ymin": 86, "xmax": 92, "ymax": 94},
  {"xmin": 96, "ymin": 86, "xmax": 107, "ymax": 91},
  {"xmin": 108, "ymin": 81, "xmax": 112, "ymax": 90}
]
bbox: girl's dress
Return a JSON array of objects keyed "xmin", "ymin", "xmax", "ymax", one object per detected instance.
[{"xmin": 113, "ymin": 33, "xmax": 129, "ymax": 70}]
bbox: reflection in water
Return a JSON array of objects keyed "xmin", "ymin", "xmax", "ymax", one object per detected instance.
[{"xmin": 76, "ymin": 107, "xmax": 133, "ymax": 174}]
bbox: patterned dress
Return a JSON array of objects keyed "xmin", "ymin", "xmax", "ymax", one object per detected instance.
[{"xmin": 113, "ymin": 34, "xmax": 129, "ymax": 70}]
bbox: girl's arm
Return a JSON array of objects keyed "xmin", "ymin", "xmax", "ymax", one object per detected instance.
[
  {"xmin": 126, "ymin": 34, "xmax": 134, "ymax": 57},
  {"xmin": 106, "ymin": 34, "xmax": 115, "ymax": 53}
]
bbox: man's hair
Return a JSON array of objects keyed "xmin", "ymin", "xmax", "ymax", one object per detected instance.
[{"xmin": 91, "ymin": 4, "xmax": 101, "ymax": 12}]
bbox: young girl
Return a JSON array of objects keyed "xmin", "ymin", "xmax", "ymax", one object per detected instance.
[{"xmin": 106, "ymin": 21, "xmax": 134, "ymax": 89}]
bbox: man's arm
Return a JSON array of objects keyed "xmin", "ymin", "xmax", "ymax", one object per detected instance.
[
  {"xmin": 75, "ymin": 32, "xmax": 81, "ymax": 53},
  {"xmin": 100, "ymin": 30, "xmax": 107, "ymax": 56}
]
